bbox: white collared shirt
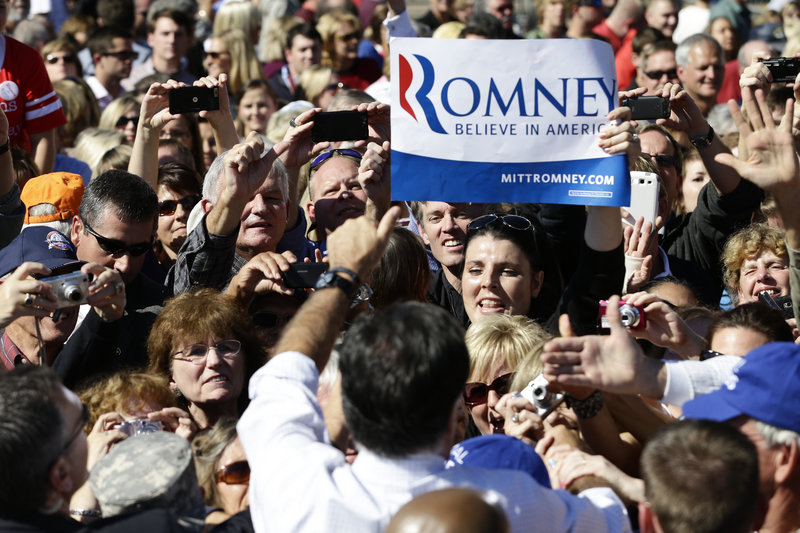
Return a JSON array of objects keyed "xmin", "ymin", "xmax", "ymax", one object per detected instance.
[{"xmin": 238, "ymin": 351, "xmax": 632, "ymax": 533}]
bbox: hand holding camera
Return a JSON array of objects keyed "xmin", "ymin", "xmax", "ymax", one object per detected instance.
[{"xmin": 0, "ymin": 262, "xmax": 58, "ymax": 328}]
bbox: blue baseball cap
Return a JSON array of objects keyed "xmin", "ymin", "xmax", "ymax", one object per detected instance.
[
  {"xmin": 683, "ymin": 342, "xmax": 800, "ymax": 433},
  {"xmin": 0, "ymin": 227, "xmax": 83, "ymax": 278},
  {"xmin": 446, "ymin": 434, "xmax": 551, "ymax": 488}
]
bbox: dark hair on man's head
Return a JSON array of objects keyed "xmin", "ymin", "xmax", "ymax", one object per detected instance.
[
  {"xmin": 460, "ymin": 12, "xmax": 502, "ymax": 38},
  {"xmin": 641, "ymin": 419, "xmax": 759, "ymax": 533},
  {"xmin": 338, "ymin": 302, "xmax": 470, "ymax": 456},
  {"xmin": 285, "ymin": 22, "xmax": 321, "ymax": 51},
  {"xmin": 632, "ymin": 27, "xmax": 666, "ymax": 55},
  {"xmin": 0, "ymin": 366, "xmax": 66, "ymax": 518},
  {"xmin": 708, "ymin": 302, "xmax": 794, "ymax": 346},
  {"xmin": 97, "ymin": 0, "xmax": 135, "ymax": 30},
  {"xmin": 79, "ymin": 170, "xmax": 158, "ymax": 229},
  {"xmin": 147, "ymin": 8, "xmax": 194, "ymax": 35},
  {"xmin": 369, "ymin": 227, "xmax": 430, "ymax": 310},
  {"xmin": 87, "ymin": 26, "xmax": 134, "ymax": 57},
  {"xmin": 157, "ymin": 161, "xmax": 202, "ymax": 194}
]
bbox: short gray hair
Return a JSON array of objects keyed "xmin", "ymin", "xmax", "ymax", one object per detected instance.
[
  {"xmin": 202, "ymin": 144, "xmax": 289, "ymax": 206},
  {"xmin": 24, "ymin": 204, "xmax": 71, "ymax": 236},
  {"xmin": 676, "ymin": 34, "xmax": 723, "ymax": 67},
  {"xmin": 753, "ymin": 419, "xmax": 800, "ymax": 449}
]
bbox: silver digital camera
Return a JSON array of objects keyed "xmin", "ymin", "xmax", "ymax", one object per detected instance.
[
  {"xmin": 115, "ymin": 419, "xmax": 162, "ymax": 436},
  {"xmin": 519, "ymin": 374, "xmax": 565, "ymax": 418},
  {"xmin": 42, "ymin": 271, "xmax": 90, "ymax": 308}
]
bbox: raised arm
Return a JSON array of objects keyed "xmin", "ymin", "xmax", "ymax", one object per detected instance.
[
  {"xmin": 29, "ymin": 128, "xmax": 56, "ymax": 174},
  {"xmin": 272, "ymin": 207, "xmax": 400, "ymax": 372}
]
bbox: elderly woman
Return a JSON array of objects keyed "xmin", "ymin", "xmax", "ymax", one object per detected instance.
[
  {"xmin": 192, "ymin": 417, "xmax": 250, "ymax": 525},
  {"xmin": 722, "ymin": 223, "xmax": 789, "ymax": 306},
  {"xmin": 147, "ymin": 289, "xmax": 267, "ymax": 430}
]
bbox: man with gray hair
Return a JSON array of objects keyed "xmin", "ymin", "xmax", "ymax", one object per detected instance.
[{"xmin": 676, "ymin": 34, "xmax": 725, "ymax": 116}]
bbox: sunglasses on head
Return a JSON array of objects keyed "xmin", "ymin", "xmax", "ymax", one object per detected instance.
[
  {"xmin": 467, "ymin": 214, "xmax": 532, "ymax": 235},
  {"xmin": 463, "ymin": 372, "xmax": 515, "ymax": 407},
  {"xmin": 115, "ymin": 116, "xmax": 139, "ymax": 128},
  {"xmin": 310, "ymin": 148, "xmax": 363, "ymax": 170},
  {"xmin": 46, "ymin": 54, "xmax": 76, "ymax": 64},
  {"xmin": 158, "ymin": 194, "xmax": 201, "ymax": 216},
  {"xmin": 215, "ymin": 460, "xmax": 250, "ymax": 484},
  {"xmin": 81, "ymin": 218, "xmax": 153, "ymax": 257},
  {"xmin": 643, "ymin": 68, "xmax": 678, "ymax": 80}
]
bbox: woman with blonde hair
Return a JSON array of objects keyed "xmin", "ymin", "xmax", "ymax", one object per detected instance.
[
  {"xmin": 294, "ymin": 65, "xmax": 344, "ymax": 109},
  {"xmin": 317, "ymin": 11, "xmax": 381, "ymax": 90},
  {"xmin": 98, "ymin": 94, "xmax": 140, "ymax": 145},
  {"xmin": 213, "ymin": 0, "xmax": 262, "ymax": 50},
  {"xmin": 205, "ymin": 29, "xmax": 264, "ymax": 98},
  {"xmin": 41, "ymin": 38, "xmax": 81, "ymax": 83},
  {"xmin": 72, "ymin": 128, "xmax": 125, "ymax": 178}
]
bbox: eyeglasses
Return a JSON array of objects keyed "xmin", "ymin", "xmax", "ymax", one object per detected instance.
[
  {"xmin": 643, "ymin": 68, "xmax": 678, "ymax": 80},
  {"xmin": 215, "ymin": 460, "xmax": 250, "ymax": 484},
  {"xmin": 61, "ymin": 403, "xmax": 90, "ymax": 453},
  {"xmin": 115, "ymin": 115, "xmax": 139, "ymax": 128},
  {"xmin": 159, "ymin": 194, "xmax": 201, "ymax": 216},
  {"xmin": 467, "ymin": 214, "xmax": 532, "ymax": 234},
  {"xmin": 81, "ymin": 218, "xmax": 153, "ymax": 257},
  {"xmin": 336, "ymin": 31, "xmax": 360, "ymax": 42},
  {"xmin": 652, "ymin": 154, "xmax": 678, "ymax": 169},
  {"xmin": 700, "ymin": 349, "xmax": 725, "ymax": 360},
  {"xmin": 172, "ymin": 339, "xmax": 242, "ymax": 364},
  {"xmin": 463, "ymin": 373, "xmax": 515, "ymax": 407},
  {"xmin": 101, "ymin": 50, "xmax": 138, "ymax": 61},
  {"xmin": 310, "ymin": 148, "xmax": 363, "ymax": 170},
  {"xmin": 204, "ymin": 51, "xmax": 230, "ymax": 60},
  {"xmin": 46, "ymin": 54, "xmax": 76, "ymax": 64}
]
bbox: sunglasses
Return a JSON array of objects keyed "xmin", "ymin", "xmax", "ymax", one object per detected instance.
[
  {"xmin": 463, "ymin": 372, "xmax": 515, "ymax": 407},
  {"xmin": 115, "ymin": 116, "xmax": 139, "ymax": 128},
  {"xmin": 467, "ymin": 214, "xmax": 532, "ymax": 234},
  {"xmin": 652, "ymin": 154, "xmax": 678, "ymax": 169},
  {"xmin": 310, "ymin": 148, "xmax": 363, "ymax": 170},
  {"xmin": 101, "ymin": 50, "xmax": 138, "ymax": 61},
  {"xmin": 700, "ymin": 348, "xmax": 725, "ymax": 360},
  {"xmin": 81, "ymin": 218, "xmax": 153, "ymax": 257},
  {"xmin": 215, "ymin": 460, "xmax": 250, "ymax": 484},
  {"xmin": 205, "ymin": 51, "xmax": 230, "ymax": 60},
  {"xmin": 643, "ymin": 68, "xmax": 678, "ymax": 80},
  {"xmin": 336, "ymin": 31, "xmax": 360, "ymax": 42},
  {"xmin": 159, "ymin": 194, "xmax": 201, "ymax": 216},
  {"xmin": 46, "ymin": 54, "xmax": 76, "ymax": 64},
  {"xmin": 172, "ymin": 339, "xmax": 242, "ymax": 364}
]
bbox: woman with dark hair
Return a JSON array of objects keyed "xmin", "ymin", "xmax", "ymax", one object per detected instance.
[
  {"xmin": 154, "ymin": 162, "xmax": 202, "ymax": 272},
  {"xmin": 147, "ymin": 289, "xmax": 267, "ymax": 430},
  {"xmin": 368, "ymin": 227, "xmax": 430, "ymax": 310},
  {"xmin": 159, "ymin": 113, "xmax": 206, "ymax": 173},
  {"xmin": 706, "ymin": 302, "xmax": 794, "ymax": 357}
]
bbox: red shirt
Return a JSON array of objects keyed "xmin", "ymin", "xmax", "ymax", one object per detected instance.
[
  {"xmin": 0, "ymin": 35, "xmax": 67, "ymax": 152},
  {"xmin": 339, "ymin": 58, "xmax": 382, "ymax": 92},
  {"xmin": 717, "ymin": 59, "xmax": 741, "ymax": 104}
]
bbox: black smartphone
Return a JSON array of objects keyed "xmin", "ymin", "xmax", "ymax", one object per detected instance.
[
  {"xmin": 622, "ymin": 96, "xmax": 670, "ymax": 120},
  {"xmin": 282, "ymin": 263, "xmax": 329, "ymax": 289},
  {"xmin": 312, "ymin": 110, "xmax": 368, "ymax": 142},
  {"xmin": 168, "ymin": 86, "xmax": 220, "ymax": 114},
  {"xmin": 758, "ymin": 291, "xmax": 794, "ymax": 319},
  {"xmin": 761, "ymin": 57, "xmax": 800, "ymax": 83}
]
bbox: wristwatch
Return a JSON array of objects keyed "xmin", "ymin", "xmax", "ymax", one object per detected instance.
[
  {"xmin": 314, "ymin": 267, "xmax": 360, "ymax": 299},
  {"xmin": 689, "ymin": 126, "xmax": 715, "ymax": 149}
]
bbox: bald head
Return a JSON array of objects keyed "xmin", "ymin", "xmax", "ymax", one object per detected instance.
[{"xmin": 385, "ymin": 488, "xmax": 509, "ymax": 533}]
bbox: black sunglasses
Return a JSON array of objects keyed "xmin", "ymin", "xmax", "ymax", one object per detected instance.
[
  {"xmin": 158, "ymin": 194, "xmax": 201, "ymax": 216},
  {"xmin": 463, "ymin": 373, "xmax": 515, "ymax": 407},
  {"xmin": 644, "ymin": 68, "xmax": 678, "ymax": 80},
  {"xmin": 115, "ymin": 116, "xmax": 139, "ymax": 128},
  {"xmin": 82, "ymin": 218, "xmax": 153, "ymax": 257},
  {"xmin": 653, "ymin": 154, "xmax": 678, "ymax": 169},
  {"xmin": 46, "ymin": 54, "xmax": 76, "ymax": 64},
  {"xmin": 101, "ymin": 50, "xmax": 138, "ymax": 61}
]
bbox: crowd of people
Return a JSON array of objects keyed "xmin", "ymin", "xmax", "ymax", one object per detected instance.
[{"xmin": 1, "ymin": 0, "xmax": 800, "ymax": 531}]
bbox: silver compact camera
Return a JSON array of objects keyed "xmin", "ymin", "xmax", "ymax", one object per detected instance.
[
  {"xmin": 115, "ymin": 419, "xmax": 162, "ymax": 436},
  {"xmin": 42, "ymin": 271, "xmax": 90, "ymax": 308},
  {"xmin": 519, "ymin": 374, "xmax": 565, "ymax": 418}
]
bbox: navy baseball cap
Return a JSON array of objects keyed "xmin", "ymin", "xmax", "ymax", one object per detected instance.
[
  {"xmin": 446, "ymin": 434, "xmax": 551, "ymax": 488},
  {"xmin": 0, "ymin": 227, "xmax": 83, "ymax": 278},
  {"xmin": 683, "ymin": 342, "xmax": 800, "ymax": 433}
]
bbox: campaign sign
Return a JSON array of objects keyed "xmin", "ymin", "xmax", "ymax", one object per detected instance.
[{"xmin": 391, "ymin": 38, "xmax": 630, "ymax": 206}]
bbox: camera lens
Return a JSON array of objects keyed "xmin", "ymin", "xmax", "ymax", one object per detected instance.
[
  {"xmin": 619, "ymin": 304, "xmax": 640, "ymax": 327},
  {"xmin": 62, "ymin": 284, "xmax": 83, "ymax": 302},
  {"xmin": 192, "ymin": 96, "xmax": 198, "ymax": 103}
]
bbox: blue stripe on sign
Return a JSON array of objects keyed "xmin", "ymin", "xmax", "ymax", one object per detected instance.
[{"xmin": 391, "ymin": 151, "xmax": 631, "ymax": 206}]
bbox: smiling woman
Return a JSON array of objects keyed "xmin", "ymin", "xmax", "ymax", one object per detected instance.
[
  {"xmin": 147, "ymin": 289, "xmax": 267, "ymax": 430},
  {"xmin": 722, "ymin": 224, "xmax": 790, "ymax": 306}
]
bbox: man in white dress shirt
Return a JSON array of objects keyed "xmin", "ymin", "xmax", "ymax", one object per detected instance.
[{"xmin": 238, "ymin": 207, "xmax": 632, "ymax": 533}]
